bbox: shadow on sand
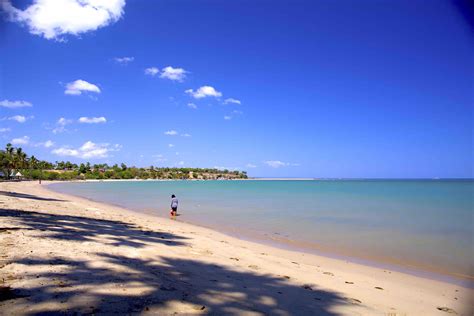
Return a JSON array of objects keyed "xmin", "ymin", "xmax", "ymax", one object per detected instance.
[
  {"xmin": 0, "ymin": 209, "xmax": 188, "ymax": 248},
  {"xmin": 0, "ymin": 191, "xmax": 68, "ymax": 202},
  {"xmin": 0, "ymin": 208, "xmax": 351, "ymax": 315}
]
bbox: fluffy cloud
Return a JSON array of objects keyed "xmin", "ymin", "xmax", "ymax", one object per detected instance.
[
  {"xmin": 42, "ymin": 140, "xmax": 54, "ymax": 148},
  {"xmin": 181, "ymin": 133, "xmax": 191, "ymax": 137},
  {"xmin": 164, "ymin": 130, "xmax": 178, "ymax": 136},
  {"xmin": 185, "ymin": 86, "xmax": 222, "ymax": 99},
  {"xmin": 144, "ymin": 67, "xmax": 159, "ymax": 76},
  {"xmin": 2, "ymin": 0, "xmax": 126, "ymax": 41},
  {"xmin": 52, "ymin": 141, "xmax": 121, "ymax": 159},
  {"xmin": 65, "ymin": 80, "xmax": 101, "ymax": 95},
  {"xmin": 246, "ymin": 163, "xmax": 257, "ymax": 168},
  {"xmin": 160, "ymin": 66, "xmax": 187, "ymax": 82},
  {"xmin": 224, "ymin": 116, "xmax": 232, "ymax": 120},
  {"xmin": 187, "ymin": 103, "xmax": 197, "ymax": 109},
  {"xmin": 58, "ymin": 117, "xmax": 72, "ymax": 125},
  {"xmin": 224, "ymin": 98, "xmax": 241, "ymax": 105},
  {"xmin": 114, "ymin": 56, "xmax": 134, "ymax": 64},
  {"xmin": 153, "ymin": 154, "xmax": 167, "ymax": 162},
  {"xmin": 35, "ymin": 140, "xmax": 55, "ymax": 148},
  {"xmin": 52, "ymin": 117, "xmax": 73, "ymax": 134},
  {"xmin": 168, "ymin": 144, "xmax": 175, "ymax": 148},
  {"xmin": 0, "ymin": 128, "xmax": 11, "ymax": 133},
  {"xmin": 11, "ymin": 136, "xmax": 30, "ymax": 145},
  {"xmin": 8, "ymin": 115, "xmax": 29, "ymax": 123},
  {"xmin": 264, "ymin": 160, "xmax": 300, "ymax": 168},
  {"xmin": 0, "ymin": 100, "xmax": 32, "ymax": 108},
  {"xmin": 78, "ymin": 116, "xmax": 107, "ymax": 124}
]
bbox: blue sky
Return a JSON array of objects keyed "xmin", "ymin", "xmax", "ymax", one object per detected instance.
[{"xmin": 1, "ymin": 0, "xmax": 472, "ymax": 178}]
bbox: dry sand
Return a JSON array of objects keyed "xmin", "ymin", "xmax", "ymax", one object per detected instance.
[{"xmin": 0, "ymin": 181, "xmax": 472, "ymax": 315}]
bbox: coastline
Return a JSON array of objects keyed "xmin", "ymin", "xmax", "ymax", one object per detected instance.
[
  {"xmin": 48, "ymin": 179, "xmax": 474, "ymax": 287},
  {"xmin": 1, "ymin": 181, "xmax": 471, "ymax": 315}
]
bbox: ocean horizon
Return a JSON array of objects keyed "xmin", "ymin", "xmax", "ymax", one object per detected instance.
[{"xmin": 50, "ymin": 179, "xmax": 474, "ymax": 287}]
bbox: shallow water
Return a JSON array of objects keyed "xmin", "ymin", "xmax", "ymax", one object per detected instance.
[{"xmin": 50, "ymin": 179, "xmax": 474, "ymax": 284}]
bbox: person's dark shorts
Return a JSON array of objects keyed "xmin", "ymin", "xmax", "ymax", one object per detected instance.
[{"xmin": 172, "ymin": 207, "xmax": 178, "ymax": 212}]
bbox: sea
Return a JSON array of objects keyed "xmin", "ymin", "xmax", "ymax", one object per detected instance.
[{"xmin": 50, "ymin": 179, "xmax": 474, "ymax": 287}]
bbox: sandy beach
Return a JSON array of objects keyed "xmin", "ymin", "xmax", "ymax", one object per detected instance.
[{"xmin": 0, "ymin": 181, "xmax": 471, "ymax": 315}]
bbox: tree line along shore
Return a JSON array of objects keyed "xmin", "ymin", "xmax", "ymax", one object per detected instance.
[{"xmin": 1, "ymin": 143, "xmax": 248, "ymax": 181}]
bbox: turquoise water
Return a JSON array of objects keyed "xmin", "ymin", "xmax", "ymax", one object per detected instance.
[{"xmin": 50, "ymin": 180, "xmax": 473, "ymax": 283}]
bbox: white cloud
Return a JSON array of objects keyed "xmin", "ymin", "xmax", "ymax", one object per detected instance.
[
  {"xmin": 185, "ymin": 86, "xmax": 222, "ymax": 99},
  {"xmin": 246, "ymin": 163, "xmax": 257, "ymax": 168},
  {"xmin": 65, "ymin": 79, "xmax": 101, "ymax": 95},
  {"xmin": 0, "ymin": 100, "xmax": 32, "ymax": 108},
  {"xmin": 43, "ymin": 140, "xmax": 54, "ymax": 148},
  {"xmin": 181, "ymin": 133, "xmax": 191, "ymax": 137},
  {"xmin": 160, "ymin": 66, "xmax": 187, "ymax": 82},
  {"xmin": 78, "ymin": 116, "xmax": 107, "ymax": 124},
  {"xmin": 187, "ymin": 103, "xmax": 197, "ymax": 109},
  {"xmin": 153, "ymin": 154, "xmax": 167, "ymax": 163},
  {"xmin": 168, "ymin": 144, "xmax": 175, "ymax": 148},
  {"xmin": 264, "ymin": 160, "xmax": 288, "ymax": 168},
  {"xmin": 2, "ymin": 0, "xmax": 126, "ymax": 41},
  {"xmin": 264, "ymin": 160, "xmax": 300, "ymax": 168},
  {"xmin": 0, "ymin": 128, "xmax": 11, "ymax": 133},
  {"xmin": 224, "ymin": 116, "xmax": 232, "ymax": 120},
  {"xmin": 145, "ymin": 67, "xmax": 159, "ymax": 76},
  {"xmin": 224, "ymin": 98, "xmax": 241, "ymax": 105},
  {"xmin": 214, "ymin": 166, "xmax": 238, "ymax": 171},
  {"xmin": 8, "ymin": 115, "xmax": 27, "ymax": 123},
  {"xmin": 11, "ymin": 136, "xmax": 30, "ymax": 145},
  {"xmin": 164, "ymin": 130, "xmax": 178, "ymax": 136},
  {"xmin": 35, "ymin": 140, "xmax": 55, "ymax": 148},
  {"xmin": 57, "ymin": 117, "xmax": 72, "ymax": 126},
  {"xmin": 51, "ymin": 147, "xmax": 79, "ymax": 157},
  {"xmin": 114, "ymin": 56, "xmax": 134, "ymax": 64},
  {"xmin": 52, "ymin": 117, "xmax": 73, "ymax": 134},
  {"xmin": 52, "ymin": 141, "xmax": 121, "ymax": 159},
  {"xmin": 232, "ymin": 110, "xmax": 243, "ymax": 115},
  {"xmin": 177, "ymin": 161, "xmax": 185, "ymax": 166}
]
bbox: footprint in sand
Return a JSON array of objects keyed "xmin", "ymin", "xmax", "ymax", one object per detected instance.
[
  {"xmin": 323, "ymin": 272, "xmax": 334, "ymax": 276},
  {"xmin": 248, "ymin": 265, "xmax": 259, "ymax": 270},
  {"xmin": 374, "ymin": 286, "xmax": 384, "ymax": 290},
  {"xmin": 193, "ymin": 305, "xmax": 206, "ymax": 311},
  {"xmin": 345, "ymin": 297, "xmax": 362, "ymax": 305},
  {"xmin": 302, "ymin": 284, "xmax": 313, "ymax": 291},
  {"xmin": 229, "ymin": 257, "xmax": 240, "ymax": 261},
  {"xmin": 437, "ymin": 307, "xmax": 457, "ymax": 314},
  {"xmin": 345, "ymin": 281, "xmax": 354, "ymax": 284}
]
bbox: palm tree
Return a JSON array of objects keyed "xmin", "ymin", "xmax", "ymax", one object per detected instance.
[
  {"xmin": 5, "ymin": 143, "xmax": 13, "ymax": 156},
  {"xmin": 4, "ymin": 143, "xmax": 15, "ymax": 179},
  {"xmin": 29, "ymin": 156, "xmax": 38, "ymax": 169},
  {"xmin": 15, "ymin": 147, "xmax": 27, "ymax": 170}
]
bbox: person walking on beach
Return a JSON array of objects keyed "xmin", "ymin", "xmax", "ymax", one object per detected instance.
[{"xmin": 170, "ymin": 194, "xmax": 179, "ymax": 216}]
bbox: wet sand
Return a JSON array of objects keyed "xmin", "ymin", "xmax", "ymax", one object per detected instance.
[{"xmin": 0, "ymin": 181, "xmax": 472, "ymax": 315}]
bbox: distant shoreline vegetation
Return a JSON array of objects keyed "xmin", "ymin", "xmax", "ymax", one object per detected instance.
[{"xmin": 1, "ymin": 144, "xmax": 248, "ymax": 181}]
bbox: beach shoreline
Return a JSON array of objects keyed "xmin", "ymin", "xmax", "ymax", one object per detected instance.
[
  {"xmin": 48, "ymin": 179, "xmax": 474, "ymax": 288},
  {"xmin": 1, "ymin": 180, "xmax": 472, "ymax": 315}
]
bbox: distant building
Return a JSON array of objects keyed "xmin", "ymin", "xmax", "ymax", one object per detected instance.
[{"xmin": 10, "ymin": 170, "xmax": 23, "ymax": 180}]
